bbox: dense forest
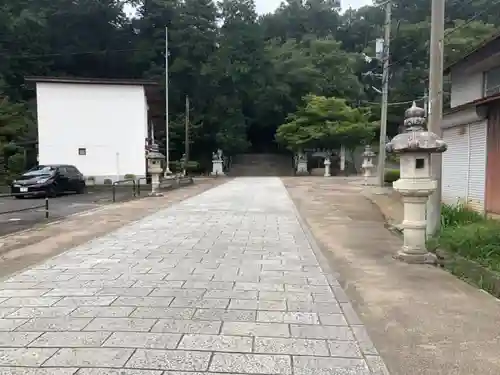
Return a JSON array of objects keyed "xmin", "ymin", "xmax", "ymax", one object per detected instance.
[{"xmin": 0, "ymin": 0, "xmax": 498, "ymax": 178}]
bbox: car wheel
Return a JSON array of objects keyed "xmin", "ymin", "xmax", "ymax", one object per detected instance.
[
  {"xmin": 76, "ymin": 184, "xmax": 86, "ymax": 194},
  {"xmin": 15, "ymin": 195, "xmax": 24, "ymax": 199}
]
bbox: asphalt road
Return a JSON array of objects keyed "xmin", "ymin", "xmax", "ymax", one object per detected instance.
[{"xmin": 0, "ymin": 186, "xmax": 139, "ymax": 237}]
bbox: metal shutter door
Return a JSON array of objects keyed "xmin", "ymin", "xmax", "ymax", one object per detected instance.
[
  {"xmin": 442, "ymin": 127, "xmax": 468, "ymax": 204},
  {"xmin": 467, "ymin": 121, "xmax": 487, "ymax": 212}
]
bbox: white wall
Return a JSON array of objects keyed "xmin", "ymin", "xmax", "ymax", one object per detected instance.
[
  {"xmin": 37, "ymin": 82, "xmax": 148, "ymax": 182},
  {"xmin": 449, "ymin": 67, "xmax": 484, "ymax": 108}
]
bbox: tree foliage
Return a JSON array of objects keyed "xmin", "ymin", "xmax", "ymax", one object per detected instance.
[
  {"xmin": 0, "ymin": 0, "xmax": 497, "ymax": 178},
  {"xmin": 276, "ymin": 95, "xmax": 376, "ymax": 151}
]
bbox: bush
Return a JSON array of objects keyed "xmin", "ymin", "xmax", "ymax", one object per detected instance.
[
  {"xmin": 437, "ymin": 220, "xmax": 500, "ymax": 273},
  {"xmin": 103, "ymin": 178, "xmax": 112, "ymax": 185},
  {"xmin": 169, "ymin": 160, "xmax": 202, "ymax": 174},
  {"xmin": 384, "ymin": 169, "xmax": 400, "ymax": 183},
  {"xmin": 124, "ymin": 174, "xmax": 136, "ymax": 180},
  {"xmin": 440, "ymin": 203, "xmax": 485, "ymax": 229}
]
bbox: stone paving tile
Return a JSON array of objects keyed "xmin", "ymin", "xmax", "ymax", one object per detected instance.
[
  {"xmin": 178, "ymin": 334, "xmax": 253, "ymax": 352},
  {"xmin": 29, "ymin": 331, "xmax": 111, "ymax": 347},
  {"xmin": 0, "ymin": 178, "xmax": 385, "ymax": 373},
  {"xmin": 0, "ymin": 332, "xmax": 42, "ymax": 347},
  {"xmin": 149, "ymin": 288, "xmax": 206, "ymax": 298},
  {"xmin": 70, "ymin": 306, "xmax": 135, "ymax": 318},
  {"xmin": 43, "ymin": 347, "xmax": 134, "ymax": 367},
  {"xmin": 7, "ymin": 307, "xmax": 76, "ymax": 319},
  {"xmin": 328, "ymin": 340, "xmax": 363, "ymax": 358},
  {"xmin": 290, "ymin": 324, "xmax": 355, "ymax": 340},
  {"xmin": 102, "ymin": 332, "xmax": 181, "ymax": 349},
  {"xmin": 0, "ymin": 289, "xmax": 51, "ymax": 298},
  {"xmin": 83, "ymin": 318, "xmax": 157, "ymax": 332},
  {"xmin": 130, "ymin": 307, "xmax": 195, "ymax": 320},
  {"xmin": 16, "ymin": 317, "xmax": 93, "ymax": 332},
  {"xmin": 257, "ymin": 311, "xmax": 320, "ymax": 325},
  {"xmin": 151, "ymin": 319, "xmax": 221, "ymax": 334},
  {"xmin": 0, "ymin": 368, "xmax": 78, "ymax": 375},
  {"xmin": 192, "ymin": 308, "xmax": 256, "ymax": 322},
  {"xmin": 1, "ymin": 298, "xmax": 62, "ymax": 307},
  {"xmin": 293, "ymin": 356, "xmax": 371, "ymax": 375},
  {"xmin": 0, "ymin": 348, "xmax": 58, "ymax": 366},
  {"xmin": 210, "ymin": 353, "xmax": 292, "ymax": 374},
  {"xmin": 255, "ymin": 337, "xmax": 329, "ymax": 356},
  {"xmin": 0, "ymin": 319, "xmax": 29, "ymax": 331},
  {"xmin": 222, "ymin": 322, "xmax": 290, "ymax": 337},
  {"xmin": 125, "ymin": 349, "xmax": 211, "ymax": 371},
  {"xmin": 77, "ymin": 370, "xmax": 162, "ymax": 375},
  {"xmin": 112, "ymin": 296, "xmax": 174, "ymax": 307}
]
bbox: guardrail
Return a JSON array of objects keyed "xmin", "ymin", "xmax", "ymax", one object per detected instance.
[
  {"xmin": 112, "ymin": 179, "xmax": 136, "ymax": 203},
  {"xmin": 0, "ymin": 192, "xmax": 49, "ymax": 218},
  {"xmin": 136, "ymin": 177, "xmax": 148, "ymax": 196},
  {"xmin": 111, "ymin": 175, "xmax": 193, "ymax": 202}
]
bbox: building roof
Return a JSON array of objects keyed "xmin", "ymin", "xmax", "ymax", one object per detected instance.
[
  {"xmin": 444, "ymin": 30, "xmax": 500, "ymax": 74},
  {"xmin": 25, "ymin": 76, "xmax": 158, "ymax": 86}
]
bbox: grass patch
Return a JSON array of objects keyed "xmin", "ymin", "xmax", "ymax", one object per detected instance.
[
  {"xmin": 432, "ymin": 203, "xmax": 500, "ymax": 293},
  {"xmin": 383, "ymin": 169, "xmax": 399, "ymax": 184}
]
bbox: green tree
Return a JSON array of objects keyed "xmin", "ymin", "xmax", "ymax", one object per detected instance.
[{"xmin": 276, "ymin": 94, "xmax": 376, "ymax": 151}]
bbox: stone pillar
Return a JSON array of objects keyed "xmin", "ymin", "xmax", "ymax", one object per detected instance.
[
  {"xmin": 295, "ymin": 152, "xmax": 308, "ymax": 175},
  {"xmin": 340, "ymin": 145, "xmax": 346, "ymax": 173},
  {"xmin": 146, "ymin": 143, "xmax": 165, "ymax": 197},
  {"xmin": 386, "ymin": 102, "xmax": 447, "ymax": 264},
  {"xmin": 211, "ymin": 149, "xmax": 225, "ymax": 176},
  {"xmin": 361, "ymin": 145, "xmax": 375, "ymax": 185},
  {"xmin": 324, "ymin": 157, "xmax": 331, "ymax": 177}
]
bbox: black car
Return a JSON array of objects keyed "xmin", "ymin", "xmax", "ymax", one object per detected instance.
[{"xmin": 11, "ymin": 164, "xmax": 86, "ymax": 198}]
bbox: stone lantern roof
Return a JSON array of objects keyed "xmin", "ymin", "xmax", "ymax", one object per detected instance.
[
  {"xmin": 362, "ymin": 145, "xmax": 375, "ymax": 157},
  {"xmin": 147, "ymin": 143, "xmax": 165, "ymax": 160},
  {"xmin": 386, "ymin": 102, "xmax": 447, "ymax": 154}
]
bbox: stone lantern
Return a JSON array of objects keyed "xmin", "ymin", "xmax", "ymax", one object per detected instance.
[
  {"xmin": 324, "ymin": 152, "xmax": 331, "ymax": 177},
  {"xmin": 211, "ymin": 149, "xmax": 225, "ymax": 176},
  {"xmin": 146, "ymin": 142, "xmax": 165, "ymax": 196},
  {"xmin": 385, "ymin": 102, "xmax": 447, "ymax": 264},
  {"xmin": 295, "ymin": 151, "xmax": 308, "ymax": 175},
  {"xmin": 361, "ymin": 145, "xmax": 376, "ymax": 185}
]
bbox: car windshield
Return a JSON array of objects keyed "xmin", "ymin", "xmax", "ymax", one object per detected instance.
[{"xmin": 23, "ymin": 166, "xmax": 56, "ymax": 176}]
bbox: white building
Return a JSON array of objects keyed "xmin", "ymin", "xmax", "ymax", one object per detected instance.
[
  {"xmin": 442, "ymin": 33, "xmax": 500, "ymax": 214},
  {"xmin": 27, "ymin": 76, "xmax": 159, "ymax": 184}
]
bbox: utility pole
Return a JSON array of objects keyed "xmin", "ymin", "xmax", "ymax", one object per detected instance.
[
  {"xmin": 376, "ymin": 0, "xmax": 391, "ymax": 186},
  {"xmin": 164, "ymin": 27, "xmax": 171, "ymax": 175},
  {"xmin": 426, "ymin": 0, "xmax": 445, "ymax": 237},
  {"xmin": 185, "ymin": 95, "xmax": 190, "ymax": 162}
]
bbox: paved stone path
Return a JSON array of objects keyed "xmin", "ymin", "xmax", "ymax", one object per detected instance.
[{"xmin": 0, "ymin": 178, "xmax": 383, "ymax": 374}]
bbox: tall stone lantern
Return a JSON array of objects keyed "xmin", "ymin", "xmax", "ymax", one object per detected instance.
[
  {"xmin": 324, "ymin": 151, "xmax": 332, "ymax": 177},
  {"xmin": 385, "ymin": 102, "xmax": 447, "ymax": 264},
  {"xmin": 211, "ymin": 149, "xmax": 225, "ymax": 176},
  {"xmin": 361, "ymin": 145, "xmax": 375, "ymax": 185},
  {"xmin": 147, "ymin": 142, "xmax": 165, "ymax": 196}
]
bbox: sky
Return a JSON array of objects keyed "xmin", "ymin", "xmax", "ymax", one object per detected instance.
[
  {"xmin": 255, "ymin": 0, "xmax": 373, "ymax": 14},
  {"xmin": 125, "ymin": 0, "xmax": 373, "ymax": 17}
]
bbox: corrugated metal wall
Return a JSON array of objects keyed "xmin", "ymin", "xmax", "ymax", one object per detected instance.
[
  {"xmin": 442, "ymin": 126, "xmax": 468, "ymax": 205},
  {"xmin": 467, "ymin": 121, "xmax": 487, "ymax": 212},
  {"xmin": 442, "ymin": 121, "xmax": 487, "ymax": 211},
  {"xmin": 486, "ymin": 105, "xmax": 500, "ymax": 214}
]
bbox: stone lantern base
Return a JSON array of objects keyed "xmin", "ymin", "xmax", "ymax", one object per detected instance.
[{"xmin": 393, "ymin": 179, "xmax": 438, "ymax": 265}]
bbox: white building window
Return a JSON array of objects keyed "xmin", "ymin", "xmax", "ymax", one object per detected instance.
[
  {"xmin": 484, "ymin": 66, "xmax": 500, "ymax": 96},
  {"xmin": 78, "ymin": 148, "xmax": 86, "ymax": 155}
]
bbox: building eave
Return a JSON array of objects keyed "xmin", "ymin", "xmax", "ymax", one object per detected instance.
[{"xmin": 25, "ymin": 76, "xmax": 158, "ymax": 87}]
